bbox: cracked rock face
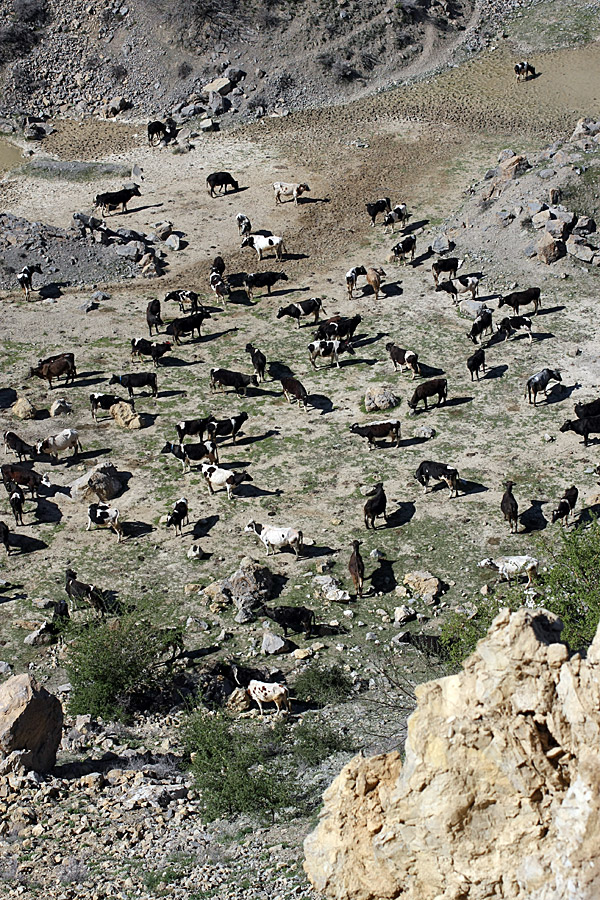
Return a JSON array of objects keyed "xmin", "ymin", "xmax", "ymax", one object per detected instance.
[{"xmin": 304, "ymin": 608, "xmax": 600, "ymax": 900}]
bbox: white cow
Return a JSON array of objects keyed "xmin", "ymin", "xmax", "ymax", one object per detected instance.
[
  {"xmin": 241, "ymin": 234, "xmax": 286, "ymax": 261},
  {"xmin": 244, "ymin": 520, "xmax": 303, "ymax": 558},
  {"xmin": 246, "ymin": 679, "xmax": 291, "ymax": 715},
  {"xmin": 272, "ymin": 181, "xmax": 310, "ymax": 205},
  {"xmin": 36, "ymin": 428, "xmax": 82, "ymax": 459},
  {"xmin": 200, "ymin": 464, "xmax": 252, "ymax": 500},
  {"xmin": 478, "ymin": 556, "xmax": 538, "ymax": 586}
]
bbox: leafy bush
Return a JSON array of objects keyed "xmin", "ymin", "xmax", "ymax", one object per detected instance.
[
  {"xmin": 440, "ymin": 597, "xmax": 511, "ymax": 669},
  {"xmin": 543, "ymin": 516, "xmax": 600, "ymax": 650},
  {"xmin": 110, "ymin": 63, "xmax": 127, "ymax": 83},
  {"xmin": 0, "ymin": 23, "xmax": 38, "ymax": 64},
  {"xmin": 293, "ymin": 663, "xmax": 353, "ymax": 707},
  {"xmin": 66, "ymin": 611, "xmax": 183, "ymax": 721},
  {"xmin": 293, "ymin": 720, "xmax": 354, "ymax": 764},
  {"xmin": 183, "ymin": 709, "xmax": 295, "ymax": 821}
]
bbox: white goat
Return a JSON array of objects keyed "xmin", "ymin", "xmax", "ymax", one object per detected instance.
[
  {"xmin": 272, "ymin": 182, "xmax": 310, "ymax": 205},
  {"xmin": 478, "ymin": 556, "xmax": 538, "ymax": 586},
  {"xmin": 244, "ymin": 520, "xmax": 303, "ymax": 558}
]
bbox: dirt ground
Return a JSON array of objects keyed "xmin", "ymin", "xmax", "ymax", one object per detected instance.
[{"xmin": 1, "ymin": 41, "xmax": 600, "ymax": 685}]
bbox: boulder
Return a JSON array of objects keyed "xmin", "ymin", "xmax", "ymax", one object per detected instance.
[
  {"xmin": 537, "ymin": 231, "xmax": 563, "ymax": 264},
  {"xmin": 458, "ymin": 298, "xmax": 489, "ymax": 319},
  {"xmin": 225, "ymin": 67, "xmax": 246, "ymax": 84},
  {"xmin": 165, "ymin": 234, "xmax": 181, "ymax": 251},
  {"xmin": 495, "ymin": 210, "xmax": 514, "ymax": 227},
  {"xmin": 526, "ymin": 200, "xmax": 547, "ymax": 215},
  {"xmin": 403, "ymin": 570, "xmax": 442, "ymax": 602},
  {"xmin": 531, "ymin": 209, "xmax": 552, "ymax": 228},
  {"xmin": 313, "ymin": 574, "xmax": 351, "ymax": 603},
  {"xmin": 572, "ymin": 215, "xmax": 596, "ymax": 235},
  {"xmin": 0, "ymin": 674, "xmax": 63, "ymax": 773},
  {"xmin": 394, "ymin": 605, "xmax": 416, "ymax": 625},
  {"xmin": 200, "ymin": 118, "xmax": 219, "ymax": 132},
  {"xmin": 69, "ymin": 463, "xmax": 125, "ymax": 502},
  {"xmin": 154, "ymin": 221, "xmax": 173, "ymax": 241},
  {"xmin": 364, "ymin": 385, "xmax": 400, "ymax": 413},
  {"xmin": 201, "ymin": 582, "xmax": 230, "ymax": 612},
  {"xmin": 413, "ymin": 424, "xmax": 435, "ymax": 440},
  {"xmin": 498, "ymin": 153, "xmax": 530, "ymax": 181},
  {"xmin": 304, "ymin": 608, "xmax": 600, "ymax": 900},
  {"xmin": 545, "ymin": 219, "xmax": 567, "ymax": 240},
  {"xmin": 221, "ymin": 558, "xmax": 274, "ymax": 611},
  {"xmin": 202, "ymin": 76, "xmax": 233, "ymax": 96},
  {"xmin": 208, "ymin": 92, "xmax": 231, "ymax": 116},
  {"xmin": 226, "ymin": 687, "xmax": 252, "ymax": 712},
  {"xmin": 261, "ymin": 631, "xmax": 288, "ymax": 655},
  {"xmin": 431, "ymin": 234, "xmax": 451, "ymax": 254},
  {"xmin": 12, "ymin": 397, "xmax": 36, "ymax": 420},
  {"xmin": 109, "ymin": 401, "xmax": 145, "ymax": 429},
  {"xmin": 49, "ymin": 398, "xmax": 72, "ymax": 417},
  {"xmin": 566, "ymin": 237, "xmax": 596, "ymax": 263},
  {"xmin": 497, "ymin": 148, "xmax": 515, "ymax": 162}
]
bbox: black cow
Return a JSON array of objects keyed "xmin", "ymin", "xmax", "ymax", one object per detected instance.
[
  {"xmin": 560, "ymin": 417, "xmax": 600, "ymax": 446},
  {"xmin": 245, "ymin": 344, "xmax": 266, "ymax": 382},
  {"xmin": 245, "ymin": 272, "xmax": 288, "ymax": 299},
  {"xmin": 501, "ymin": 481, "xmax": 519, "ymax": 533},
  {"xmin": 94, "ymin": 184, "xmax": 141, "ymax": 215},
  {"xmin": 364, "ymin": 482, "xmax": 387, "ymax": 529},
  {"xmin": 575, "ymin": 398, "xmax": 600, "ymax": 420},
  {"xmin": 281, "ymin": 377, "xmax": 308, "ymax": 411},
  {"xmin": 407, "ymin": 378, "xmax": 447, "ymax": 412},
  {"xmin": 3, "ymin": 431, "xmax": 34, "ymax": 462},
  {"xmin": 160, "ymin": 441, "xmax": 219, "ymax": 473},
  {"xmin": 165, "ymin": 312, "xmax": 211, "ymax": 344},
  {"xmin": 211, "ymin": 412, "xmax": 249, "ymax": 444},
  {"xmin": 551, "ymin": 486, "xmax": 578, "ymax": 526},
  {"xmin": 210, "ymin": 369, "xmax": 258, "ymax": 395},
  {"xmin": 146, "ymin": 299, "xmax": 163, "ymax": 336},
  {"xmin": 277, "ymin": 298, "xmax": 325, "ymax": 327},
  {"xmin": 415, "ymin": 461, "xmax": 460, "ymax": 498},
  {"xmin": 466, "ymin": 348, "xmax": 486, "ymax": 381},
  {"xmin": 498, "ymin": 287, "xmax": 541, "ymax": 315},
  {"xmin": 131, "ymin": 338, "xmax": 172, "ymax": 367},
  {"xmin": 166, "ymin": 497, "xmax": 189, "ymax": 536},
  {"xmin": 366, "ymin": 198, "xmax": 391, "ymax": 226},
  {"xmin": 176, "ymin": 416, "xmax": 216, "ymax": 444},
  {"xmin": 257, "ymin": 603, "xmax": 316, "ymax": 638},
  {"xmin": 89, "ymin": 393, "xmax": 125, "ymax": 422},
  {"xmin": 17, "ymin": 264, "xmax": 43, "ymax": 300},
  {"xmin": 206, "ymin": 171, "xmax": 239, "ymax": 196},
  {"xmin": 8, "ymin": 483, "xmax": 25, "ymax": 526},
  {"xmin": 350, "ymin": 420, "xmax": 401, "ymax": 449},
  {"xmin": 108, "ymin": 372, "xmax": 158, "ymax": 400}
]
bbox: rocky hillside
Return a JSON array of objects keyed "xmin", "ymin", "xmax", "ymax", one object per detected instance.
[
  {"xmin": 0, "ymin": 0, "xmax": 478, "ymax": 121},
  {"xmin": 304, "ymin": 607, "xmax": 600, "ymax": 900}
]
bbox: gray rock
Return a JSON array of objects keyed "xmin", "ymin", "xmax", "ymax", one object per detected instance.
[
  {"xmin": 90, "ymin": 291, "xmax": 110, "ymax": 302},
  {"xmin": 49, "ymin": 398, "xmax": 72, "ymax": 417},
  {"xmin": 538, "ymin": 168, "xmax": 557, "ymax": 179},
  {"xmin": 221, "ymin": 558, "xmax": 274, "ymax": 610},
  {"xmin": 572, "ymin": 215, "xmax": 596, "ymax": 235},
  {"xmin": 497, "ymin": 149, "xmax": 515, "ymax": 163},
  {"xmin": 432, "ymin": 234, "xmax": 451, "ymax": 254},
  {"xmin": 566, "ymin": 238, "xmax": 596, "ymax": 263},
  {"xmin": 165, "ymin": 234, "xmax": 181, "ymax": 251},
  {"xmin": 496, "ymin": 210, "xmax": 514, "ymax": 227},
  {"xmin": 261, "ymin": 631, "xmax": 287, "ymax": 655},
  {"xmin": 414, "ymin": 425, "xmax": 436, "ymax": 440},
  {"xmin": 235, "ymin": 607, "xmax": 255, "ymax": 624},
  {"xmin": 200, "ymin": 118, "xmax": 219, "ymax": 132},
  {"xmin": 364, "ymin": 384, "xmax": 400, "ymax": 412},
  {"xmin": 0, "ymin": 662, "xmax": 11, "ymax": 676},
  {"xmin": 459, "ymin": 298, "xmax": 490, "ymax": 319},
  {"xmin": 527, "ymin": 201, "xmax": 547, "ymax": 215},
  {"xmin": 523, "ymin": 242, "xmax": 538, "ymax": 259}
]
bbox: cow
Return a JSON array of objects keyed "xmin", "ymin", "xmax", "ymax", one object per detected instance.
[
  {"xmin": 3, "ymin": 431, "xmax": 34, "ymax": 462},
  {"xmin": 29, "ymin": 357, "xmax": 76, "ymax": 388},
  {"xmin": 383, "ymin": 204, "xmax": 409, "ymax": 233},
  {"xmin": 175, "ymin": 416, "xmax": 216, "ymax": 444},
  {"xmin": 200, "ymin": 464, "xmax": 252, "ymax": 500},
  {"xmin": 574, "ymin": 398, "xmax": 600, "ymax": 420},
  {"xmin": 241, "ymin": 234, "xmax": 286, "ymax": 261},
  {"xmin": 257, "ymin": 603, "xmax": 316, "ymax": 637},
  {"xmin": 164, "ymin": 289, "xmax": 200, "ymax": 314},
  {"xmin": 501, "ymin": 481, "xmax": 519, "ymax": 533},
  {"xmin": 386, "ymin": 343, "xmax": 419, "ymax": 378},
  {"xmin": 466, "ymin": 347, "xmax": 486, "ymax": 381},
  {"xmin": 210, "ymin": 412, "xmax": 249, "ymax": 444},
  {"xmin": 479, "ymin": 556, "xmax": 538, "ymax": 585},
  {"xmin": 94, "ymin": 184, "xmax": 141, "ymax": 215},
  {"xmin": 415, "ymin": 461, "xmax": 460, "ymax": 498},
  {"xmin": 147, "ymin": 118, "xmax": 177, "ymax": 145},
  {"xmin": 7, "ymin": 483, "xmax": 24, "ymax": 526},
  {"xmin": 551, "ymin": 486, "xmax": 578, "ymax": 526},
  {"xmin": 86, "ymin": 503, "xmax": 123, "ymax": 541},
  {"xmin": 364, "ymin": 482, "xmax": 387, "ymax": 529},
  {"xmin": 206, "ymin": 171, "xmax": 239, "ymax": 196},
  {"xmin": 407, "ymin": 378, "xmax": 447, "ymax": 412},
  {"xmin": 498, "ymin": 287, "xmax": 541, "ymax": 316},
  {"xmin": 366, "ymin": 198, "xmax": 391, "ymax": 226},
  {"xmin": 146, "ymin": 299, "xmax": 163, "ymax": 336},
  {"xmin": 244, "ymin": 520, "xmax": 303, "ymax": 558},
  {"xmin": 281, "ymin": 376, "xmax": 308, "ymax": 411},
  {"xmin": 515, "ymin": 61, "xmax": 536, "ymax": 82},
  {"xmin": 350, "ymin": 420, "xmax": 401, "ymax": 449},
  {"xmin": 165, "ymin": 312, "xmax": 211, "ymax": 344},
  {"xmin": 108, "ymin": 372, "xmax": 158, "ymax": 400},
  {"xmin": 391, "ymin": 235, "xmax": 417, "ymax": 265},
  {"xmin": 89, "ymin": 393, "xmax": 124, "ymax": 422},
  {"xmin": 65, "ymin": 568, "xmax": 108, "ymax": 615},
  {"xmin": 315, "ymin": 315, "xmax": 362, "ymax": 342},
  {"xmin": 36, "ymin": 428, "xmax": 82, "ymax": 460},
  {"xmin": 166, "ymin": 497, "xmax": 189, "ymax": 536},
  {"xmin": 497, "ymin": 315, "xmax": 533, "ymax": 345},
  {"xmin": 308, "ymin": 339, "xmax": 355, "ymax": 369},
  {"xmin": 246, "ymin": 679, "xmax": 291, "ymax": 716},
  {"xmin": 245, "ymin": 344, "xmax": 266, "ymax": 382},
  {"xmin": 131, "ymin": 338, "xmax": 172, "ymax": 367},
  {"xmin": 1, "ymin": 464, "xmax": 49, "ymax": 498},
  {"xmin": 366, "ymin": 266, "xmax": 386, "ymax": 301},
  {"xmin": 160, "ymin": 441, "xmax": 219, "ymax": 474},
  {"xmin": 272, "ymin": 181, "xmax": 310, "ymax": 204},
  {"xmin": 526, "ymin": 368, "xmax": 561, "ymax": 405},
  {"xmin": 236, "ymin": 213, "xmax": 252, "ymax": 236},
  {"xmin": 468, "ymin": 308, "xmax": 494, "ymax": 344},
  {"xmin": 435, "ymin": 275, "xmax": 480, "ymax": 303},
  {"xmin": 431, "ymin": 257, "xmax": 462, "ymax": 286},
  {"xmin": 245, "ymin": 271, "xmax": 288, "ymax": 300},
  {"xmin": 277, "ymin": 298, "xmax": 325, "ymax": 327},
  {"xmin": 0, "ymin": 521, "xmax": 11, "ymax": 555},
  {"xmin": 560, "ymin": 417, "xmax": 600, "ymax": 446},
  {"xmin": 346, "ymin": 266, "xmax": 367, "ymax": 300},
  {"xmin": 17, "ymin": 264, "xmax": 43, "ymax": 300},
  {"xmin": 348, "ymin": 539, "xmax": 365, "ymax": 597},
  {"xmin": 210, "ymin": 369, "xmax": 258, "ymax": 396}
]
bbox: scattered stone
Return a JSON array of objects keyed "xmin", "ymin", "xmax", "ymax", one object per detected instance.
[
  {"xmin": 202, "ymin": 76, "xmax": 233, "ymax": 96},
  {"xmin": 458, "ymin": 298, "xmax": 489, "ymax": 319},
  {"xmin": 431, "ymin": 234, "xmax": 451, "ymax": 253},
  {"xmin": 0, "ymin": 662, "xmax": 11, "ymax": 676},
  {"xmin": 566, "ymin": 237, "xmax": 596, "ymax": 263},
  {"xmin": 498, "ymin": 153, "xmax": 530, "ymax": 181},
  {"xmin": 69, "ymin": 463, "xmax": 125, "ymax": 502},
  {"xmin": 394, "ymin": 605, "xmax": 416, "ymax": 625},
  {"xmin": 364, "ymin": 385, "xmax": 400, "ymax": 412},
  {"xmin": 49, "ymin": 397, "xmax": 72, "ymax": 417},
  {"xmin": 165, "ymin": 234, "xmax": 181, "ymax": 251},
  {"xmin": 537, "ymin": 231, "xmax": 563, "ymax": 264},
  {"xmin": 261, "ymin": 631, "xmax": 288, "ymax": 655},
  {"xmin": 403, "ymin": 571, "xmax": 443, "ymax": 602},
  {"xmin": 538, "ymin": 167, "xmax": 557, "ymax": 180},
  {"xmin": 109, "ymin": 401, "xmax": 145, "ymax": 429},
  {"xmin": 414, "ymin": 425, "xmax": 436, "ymax": 440},
  {"xmin": 90, "ymin": 290, "xmax": 110, "ymax": 302},
  {"xmin": 0, "ymin": 674, "xmax": 63, "ymax": 772},
  {"xmin": 12, "ymin": 397, "xmax": 36, "ymax": 420}
]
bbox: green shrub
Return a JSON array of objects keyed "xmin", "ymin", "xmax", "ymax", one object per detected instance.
[
  {"xmin": 66, "ymin": 612, "xmax": 183, "ymax": 721},
  {"xmin": 440, "ymin": 597, "xmax": 511, "ymax": 669},
  {"xmin": 543, "ymin": 516, "xmax": 600, "ymax": 650},
  {"xmin": 183, "ymin": 709, "xmax": 295, "ymax": 822},
  {"xmin": 293, "ymin": 720, "xmax": 354, "ymax": 764},
  {"xmin": 293, "ymin": 663, "xmax": 353, "ymax": 707}
]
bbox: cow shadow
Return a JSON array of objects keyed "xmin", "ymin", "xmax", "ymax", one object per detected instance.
[
  {"xmin": 235, "ymin": 429, "xmax": 280, "ymax": 447},
  {"xmin": 35, "ymin": 498, "xmax": 62, "ymax": 523},
  {"xmin": 268, "ymin": 362, "xmax": 295, "ymax": 379},
  {"xmin": 544, "ymin": 383, "xmax": 577, "ymax": 405},
  {"xmin": 303, "ymin": 543, "xmax": 336, "ymax": 559},
  {"xmin": 531, "ymin": 332, "xmax": 554, "ymax": 343},
  {"xmin": 405, "ymin": 218, "xmax": 429, "ymax": 234},
  {"xmin": 38, "ymin": 282, "xmax": 67, "ymax": 299},
  {"xmin": 418, "ymin": 362, "xmax": 445, "ymax": 377},
  {"xmin": 353, "ymin": 332, "xmax": 387, "ymax": 349},
  {"xmin": 297, "ymin": 196, "xmax": 331, "ymax": 205},
  {"xmin": 74, "ymin": 375, "xmax": 107, "ymax": 388},
  {"xmin": 536, "ymin": 305, "xmax": 566, "ymax": 316},
  {"xmin": 159, "ymin": 357, "xmax": 197, "ymax": 368},
  {"xmin": 313, "ymin": 622, "xmax": 348, "ymax": 637},
  {"xmin": 201, "ymin": 328, "xmax": 239, "ymax": 343},
  {"xmin": 193, "ymin": 514, "xmax": 219, "ymax": 538},
  {"xmin": 236, "ymin": 484, "xmax": 282, "ymax": 498},
  {"xmin": 158, "ymin": 389, "xmax": 187, "ymax": 399},
  {"xmin": 459, "ymin": 479, "xmax": 488, "ymax": 495},
  {"xmin": 383, "ymin": 282, "xmax": 404, "ymax": 297},
  {"xmin": 123, "ymin": 521, "xmax": 153, "ymax": 539},
  {"xmin": 283, "ymin": 252, "xmax": 309, "ymax": 261},
  {"xmin": 483, "ymin": 364, "xmax": 508, "ymax": 380},
  {"xmin": 66, "ymin": 449, "xmax": 111, "ymax": 466},
  {"xmin": 9, "ymin": 534, "xmax": 48, "ymax": 554},
  {"xmin": 444, "ymin": 396, "xmax": 473, "ymax": 408},
  {"xmin": 0, "ymin": 388, "xmax": 17, "ymax": 409},
  {"xmin": 411, "ymin": 251, "xmax": 432, "ymax": 267},
  {"xmin": 308, "ymin": 393, "xmax": 334, "ymax": 414},
  {"xmin": 399, "ymin": 435, "xmax": 429, "ymax": 447},
  {"xmin": 520, "ymin": 500, "xmax": 547, "ymax": 532},
  {"xmin": 370, "ymin": 558, "xmax": 397, "ymax": 593},
  {"xmin": 386, "ymin": 501, "xmax": 416, "ymax": 528},
  {"xmin": 227, "ymin": 290, "xmax": 253, "ymax": 307},
  {"xmin": 269, "ymin": 286, "xmax": 311, "ymax": 298},
  {"xmin": 125, "ymin": 203, "xmax": 164, "ymax": 215},
  {"xmin": 579, "ymin": 503, "xmax": 600, "ymax": 524}
]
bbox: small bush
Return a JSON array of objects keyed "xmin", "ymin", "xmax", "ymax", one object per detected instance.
[
  {"xmin": 110, "ymin": 63, "xmax": 128, "ymax": 83},
  {"xmin": 293, "ymin": 720, "xmax": 354, "ymax": 764},
  {"xmin": 183, "ymin": 709, "xmax": 295, "ymax": 821},
  {"xmin": 440, "ymin": 597, "xmax": 511, "ymax": 669},
  {"xmin": 12, "ymin": 0, "xmax": 48, "ymax": 25},
  {"xmin": 0, "ymin": 23, "xmax": 38, "ymax": 64},
  {"xmin": 331, "ymin": 60, "xmax": 360, "ymax": 82},
  {"xmin": 66, "ymin": 611, "xmax": 183, "ymax": 721},
  {"xmin": 177, "ymin": 61, "xmax": 193, "ymax": 79},
  {"xmin": 293, "ymin": 663, "xmax": 353, "ymax": 707}
]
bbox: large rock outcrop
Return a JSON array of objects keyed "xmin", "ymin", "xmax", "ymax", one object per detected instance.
[
  {"xmin": 0, "ymin": 674, "xmax": 63, "ymax": 773},
  {"xmin": 304, "ymin": 608, "xmax": 600, "ymax": 900}
]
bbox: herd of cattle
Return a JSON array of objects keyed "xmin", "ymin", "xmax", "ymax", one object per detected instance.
[{"xmin": 3, "ymin": 152, "xmax": 598, "ymax": 715}]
